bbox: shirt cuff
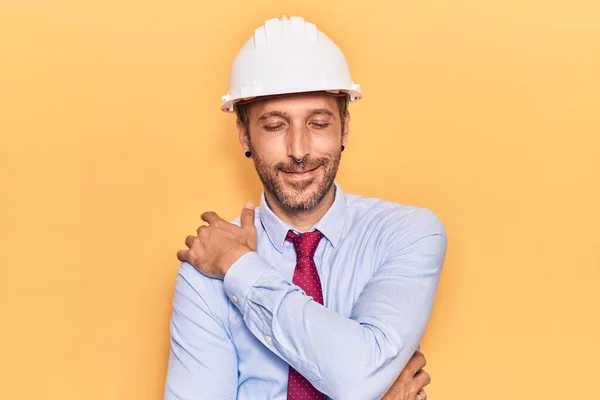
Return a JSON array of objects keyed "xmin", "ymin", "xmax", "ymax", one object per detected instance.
[{"xmin": 223, "ymin": 251, "xmax": 273, "ymax": 313}]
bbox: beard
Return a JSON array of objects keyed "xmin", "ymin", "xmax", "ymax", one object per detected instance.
[{"xmin": 250, "ymin": 146, "xmax": 341, "ymax": 211}]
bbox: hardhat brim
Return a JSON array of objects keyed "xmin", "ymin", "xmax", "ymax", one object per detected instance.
[
  {"xmin": 234, "ymin": 90, "xmax": 349, "ymax": 108},
  {"xmin": 222, "ymin": 88, "xmax": 362, "ymax": 112}
]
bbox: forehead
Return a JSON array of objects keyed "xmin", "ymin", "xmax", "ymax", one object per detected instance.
[{"xmin": 249, "ymin": 93, "xmax": 339, "ymax": 118}]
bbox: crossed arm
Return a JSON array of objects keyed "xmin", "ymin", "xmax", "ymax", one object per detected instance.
[{"xmin": 165, "ymin": 207, "xmax": 446, "ymax": 399}]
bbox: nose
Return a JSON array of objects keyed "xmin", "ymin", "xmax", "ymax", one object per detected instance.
[{"xmin": 287, "ymin": 123, "xmax": 310, "ymax": 162}]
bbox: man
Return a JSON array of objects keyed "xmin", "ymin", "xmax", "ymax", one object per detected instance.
[{"xmin": 165, "ymin": 16, "xmax": 446, "ymax": 400}]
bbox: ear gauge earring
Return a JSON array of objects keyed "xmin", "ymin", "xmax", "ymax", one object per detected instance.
[
  {"xmin": 341, "ymin": 145, "xmax": 345, "ymax": 152},
  {"xmin": 244, "ymin": 151, "xmax": 252, "ymax": 158}
]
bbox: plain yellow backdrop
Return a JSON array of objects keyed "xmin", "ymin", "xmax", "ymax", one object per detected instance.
[{"xmin": 1, "ymin": 0, "xmax": 599, "ymax": 398}]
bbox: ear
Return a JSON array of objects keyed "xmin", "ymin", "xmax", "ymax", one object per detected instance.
[
  {"xmin": 341, "ymin": 110, "xmax": 351, "ymax": 147},
  {"xmin": 237, "ymin": 120, "xmax": 250, "ymax": 152}
]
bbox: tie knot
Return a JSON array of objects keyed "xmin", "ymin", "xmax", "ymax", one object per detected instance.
[{"xmin": 285, "ymin": 230, "xmax": 323, "ymax": 258}]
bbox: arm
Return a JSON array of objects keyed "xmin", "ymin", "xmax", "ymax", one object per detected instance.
[
  {"xmin": 223, "ymin": 209, "xmax": 446, "ymax": 399},
  {"xmin": 164, "ymin": 262, "xmax": 238, "ymax": 400}
]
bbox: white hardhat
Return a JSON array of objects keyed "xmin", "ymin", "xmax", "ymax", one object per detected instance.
[{"xmin": 221, "ymin": 16, "xmax": 362, "ymax": 112}]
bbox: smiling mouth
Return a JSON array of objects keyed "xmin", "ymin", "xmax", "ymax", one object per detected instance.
[{"xmin": 281, "ymin": 166, "xmax": 319, "ymax": 175}]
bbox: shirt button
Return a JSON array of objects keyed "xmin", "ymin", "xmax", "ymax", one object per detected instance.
[
  {"xmin": 231, "ymin": 296, "xmax": 238, "ymax": 303},
  {"xmin": 265, "ymin": 336, "xmax": 273, "ymax": 344}
]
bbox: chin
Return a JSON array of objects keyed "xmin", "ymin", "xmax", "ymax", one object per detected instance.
[{"xmin": 278, "ymin": 179, "xmax": 329, "ymax": 211}]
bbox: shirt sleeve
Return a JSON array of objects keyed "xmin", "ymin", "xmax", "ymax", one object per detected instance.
[
  {"xmin": 222, "ymin": 209, "xmax": 447, "ymax": 400},
  {"xmin": 165, "ymin": 262, "xmax": 238, "ymax": 400}
]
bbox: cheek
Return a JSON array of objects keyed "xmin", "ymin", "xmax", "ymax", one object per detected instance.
[
  {"xmin": 312, "ymin": 134, "xmax": 341, "ymax": 154},
  {"xmin": 252, "ymin": 129, "xmax": 340, "ymax": 156},
  {"xmin": 252, "ymin": 136, "xmax": 286, "ymax": 163},
  {"xmin": 256, "ymin": 136, "xmax": 287, "ymax": 155}
]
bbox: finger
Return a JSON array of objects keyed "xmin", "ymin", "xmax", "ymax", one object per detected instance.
[
  {"xmin": 196, "ymin": 225, "xmax": 207, "ymax": 236},
  {"xmin": 176, "ymin": 249, "xmax": 189, "ymax": 262},
  {"xmin": 185, "ymin": 235, "xmax": 196, "ymax": 248},
  {"xmin": 402, "ymin": 351, "xmax": 426, "ymax": 378},
  {"xmin": 416, "ymin": 389, "xmax": 427, "ymax": 400},
  {"xmin": 241, "ymin": 202, "xmax": 255, "ymax": 229},
  {"xmin": 412, "ymin": 351, "xmax": 427, "ymax": 372},
  {"xmin": 201, "ymin": 211, "xmax": 224, "ymax": 225},
  {"xmin": 414, "ymin": 369, "xmax": 431, "ymax": 389}
]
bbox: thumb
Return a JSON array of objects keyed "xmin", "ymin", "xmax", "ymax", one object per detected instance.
[{"xmin": 241, "ymin": 202, "xmax": 255, "ymax": 229}]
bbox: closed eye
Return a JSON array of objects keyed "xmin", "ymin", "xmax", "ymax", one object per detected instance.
[
  {"xmin": 311, "ymin": 123, "xmax": 331, "ymax": 129},
  {"xmin": 264, "ymin": 124, "xmax": 285, "ymax": 132}
]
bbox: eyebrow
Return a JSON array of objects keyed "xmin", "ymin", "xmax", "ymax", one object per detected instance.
[
  {"xmin": 258, "ymin": 111, "xmax": 288, "ymax": 122},
  {"xmin": 308, "ymin": 109, "xmax": 335, "ymax": 118}
]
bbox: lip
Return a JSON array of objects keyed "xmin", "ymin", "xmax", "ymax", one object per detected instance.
[{"xmin": 281, "ymin": 166, "xmax": 320, "ymax": 178}]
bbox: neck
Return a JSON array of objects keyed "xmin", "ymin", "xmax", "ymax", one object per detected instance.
[{"xmin": 264, "ymin": 185, "xmax": 336, "ymax": 232}]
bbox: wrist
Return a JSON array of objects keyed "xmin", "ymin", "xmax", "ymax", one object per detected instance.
[{"xmin": 220, "ymin": 246, "xmax": 253, "ymax": 277}]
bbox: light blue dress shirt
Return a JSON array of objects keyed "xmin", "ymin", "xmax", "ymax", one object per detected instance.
[{"xmin": 165, "ymin": 184, "xmax": 447, "ymax": 400}]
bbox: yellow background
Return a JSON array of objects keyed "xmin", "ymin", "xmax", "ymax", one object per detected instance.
[{"xmin": 1, "ymin": 0, "xmax": 599, "ymax": 398}]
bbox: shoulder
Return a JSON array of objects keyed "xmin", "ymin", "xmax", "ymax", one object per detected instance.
[
  {"xmin": 345, "ymin": 192, "xmax": 445, "ymax": 232},
  {"xmin": 174, "ymin": 262, "xmax": 231, "ymax": 326},
  {"xmin": 343, "ymin": 192, "xmax": 447, "ymax": 247}
]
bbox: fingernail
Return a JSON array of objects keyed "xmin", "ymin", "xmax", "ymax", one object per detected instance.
[{"xmin": 244, "ymin": 202, "xmax": 254, "ymax": 210}]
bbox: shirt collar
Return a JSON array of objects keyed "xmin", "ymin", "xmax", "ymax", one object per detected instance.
[{"xmin": 258, "ymin": 182, "xmax": 347, "ymax": 253}]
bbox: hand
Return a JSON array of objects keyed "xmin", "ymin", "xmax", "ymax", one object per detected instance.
[
  {"xmin": 177, "ymin": 203, "xmax": 257, "ymax": 279},
  {"xmin": 381, "ymin": 351, "xmax": 430, "ymax": 400}
]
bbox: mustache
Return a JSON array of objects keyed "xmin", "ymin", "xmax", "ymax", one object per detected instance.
[{"xmin": 276, "ymin": 157, "xmax": 328, "ymax": 173}]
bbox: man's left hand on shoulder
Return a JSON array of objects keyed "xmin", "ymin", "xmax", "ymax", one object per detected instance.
[{"xmin": 177, "ymin": 203, "xmax": 257, "ymax": 279}]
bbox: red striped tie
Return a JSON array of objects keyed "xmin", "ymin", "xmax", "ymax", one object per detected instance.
[{"xmin": 285, "ymin": 230, "xmax": 326, "ymax": 400}]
